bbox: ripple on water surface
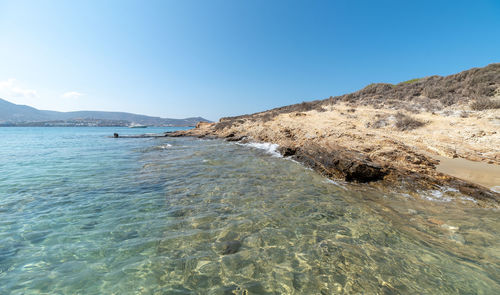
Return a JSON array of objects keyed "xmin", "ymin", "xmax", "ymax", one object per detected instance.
[{"xmin": 0, "ymin": 127, "xmax": 499, "ymax": 294}]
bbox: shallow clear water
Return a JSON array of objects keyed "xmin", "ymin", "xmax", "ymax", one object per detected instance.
[{"xmin": 0, "ymin": 127, "xmax": 499, "ymax": 294}]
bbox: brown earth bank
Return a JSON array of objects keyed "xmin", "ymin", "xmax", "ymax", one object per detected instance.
[{"xmin": 168, "ymin": 64, "xmax": 500, "ymax": 208}]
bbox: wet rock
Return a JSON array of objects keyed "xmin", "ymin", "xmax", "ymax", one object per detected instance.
[
  {"xmin": 24, "ymin": 231, "xmax": 49, "ymax": 244},
  {"xmin": 165, "ymin": 131, "xmax": 185, "ymax": 137},
  {"xmin": 278, "ymin": 146, "xmax": 297, "ymax": 157},
  {"xmin": 81, "ymin": 221, "xmax": 98, "ymax": 230},
  {"xmin": 187, "ymin": 274, "xmax": 220, "ymax": 290},
  {"xmin": 164, "ymin": 285, "xmax": 195, "ymax": 294},
  {"xmin": 221, "ymin": 240, "xmax": 241, "ymax": 255},
  {"xmin": 225, "ymin": 134, "xmax": 246, "ymax": 142},
  {"xmin": 244, "ymin": 234, "xmax": 263, "ymax": 248},
  {"xmin": 344, "ymin": 161, "xmax": 385, "ymax": 182},
  {"xmin": 167, "ymin": 207, "xmax": 189, "ymax": 217},
  {"xmin": 113, "ymin": 230, "xmax": 139, "ymax": 242},
  {"xmin": 332, "ymin": 273, "xmax": 347, "ymax": 286},
  {"xmin": 331, "ymin": 225, "xmax": 352, "ymax": 236},
  {"xmin": 450, "ymin": 233, "xmax": 465, "ymax": 244},
  {"xmin": 0, "ymin": 243, "xmax": 22, "ymax": 271},
  {"xmin": 457, "ymin": 182, "xmax": 500, "ymax": 204},
  {"xmin": 293, "ymin": 143, "xmax": 387, "ymax": 183},
  {"xmin": 242, "ymin": 282, "xmax": 269, "ymax": 294},
  {"xmin": 292, "ymin": 272, "xmax": 308, "ymax": 291},
  {"xmin": 220, "ymin": 284, "xmax": 239, "ymax": 295},
  {"xmin": 428, "ymin": 218, "xmax": 445, "ymax": 226}
]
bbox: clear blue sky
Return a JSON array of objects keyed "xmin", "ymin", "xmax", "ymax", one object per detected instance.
[{"xmin": 0, "ymin": 0, "xmax": 499, "ymax": 120}]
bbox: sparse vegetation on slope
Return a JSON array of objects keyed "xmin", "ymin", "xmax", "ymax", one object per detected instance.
[
  {"xmin": 399, "ymin": 78, "xmax": 421, "ymax": 85},
  {"xmin": 470, "ymin": 97, "xmax": 500, "ymax": 110},
  {"xmin": 217, "ymin": 63, "xmax": 500, "ymax": 126}
]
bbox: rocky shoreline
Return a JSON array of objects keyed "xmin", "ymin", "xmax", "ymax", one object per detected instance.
[
  {"xmin": 164, "ymin": 117, "xmax": 499, "ymax": 208},
  {"xmin": 161, "ymin": 64, "xmax": 500, "ymax": 208}
]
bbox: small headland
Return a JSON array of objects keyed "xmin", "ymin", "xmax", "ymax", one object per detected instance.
[{"xmin": 118, "ymin": 64, "xmax": 500, "ymax": 207}]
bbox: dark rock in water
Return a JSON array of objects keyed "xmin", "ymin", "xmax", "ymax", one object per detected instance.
[
  {"xmin": 293, "ymin": 272, "xmax": 308, "ymax": 291},
  {"xmin": 331, "ymin": 225, "xmax": 352, "ymax": 236},
  {"xmin": 112, "ymin": 133, "xmax": 166, "ymax": 138},
  {"xmin": 221, "ymin": 284, "xmax": 239, "ymax": 295},
  {"xmin": 221, "ymin": 240, "xmax": 242, "ymax": 255},
  {"xmin": 344, "ymin": 161, "xmax": 385, "ymax": 182},
  {"xmin": 226, "ymin": 136, "xmax": 244, "ymax": 142},
  {"xmin": 0, "ymin": 245, "xmax": 21, "ymax": 263},
  {"xmin": 278, "ymin": 146, "xmax": 297, "ymax": 157},
  {"xmin": 81, "ymin": 221, "xmax": 98, "ymax": 230},
  {"xmin": 457, "ymin": 181, "xmax": 499, "ymax": 203},
  {"xmin": 164, "ymin": 285, "xmax": 195, "ymax": 294},
  {"xmin": 164, "ymin": 132, "xmax": 184, "ymax": 137},
  {"xmin": 225, "ymin": 133, "xmax": 246, "ymax": 142},
  {"xmin": 113, "ymin": 230, "xmax": 139, "ymax": 242},
  {"xmin": 292, "ymin": 143, "xmax": 387, "ymax": 182},
  {"xmin": 333, "ymin": 273, "xmax": 347, "ymax": 286},
  {"xmin": 167, "ymin": 207, "xmax": 189, "ymax": 217},
  {"xmin": 243, "ymin": 282, "xmax": 269, "ymax": 294},
  {"xmin": 24, "ymin": 231, "xmax": 49, "ymax": 244}
]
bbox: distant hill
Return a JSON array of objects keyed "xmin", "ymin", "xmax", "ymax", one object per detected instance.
[{"xmin": 0, "ymin": 98, "xmax": 210, "ymax": 126}]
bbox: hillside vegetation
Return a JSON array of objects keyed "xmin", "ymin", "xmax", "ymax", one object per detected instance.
[{"xmin": 219, "ymin": 63, "xmax": 500, "ymax": 126}]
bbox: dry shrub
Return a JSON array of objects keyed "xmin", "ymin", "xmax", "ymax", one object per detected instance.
[
  {"xmin": 214, "ymin": 120, "xmax": 233, "ymax": 131},
  {"xmin": 366, "ymin": 114, "xmax": 390, "ymax": 129},
  {"xmin": 367, "ymin": 118, "xmax": 389, "ymax": 129},
  {"xmin": 395, "ymin": 112, "xmax": 425, "ymax": 131},
  {"xmin": 260, "ymin": 112, "xmax": 275, "ymax": 122},
  {"xmin": 470, "ymin": 97, "xmax": 500, "ymax": 110}
]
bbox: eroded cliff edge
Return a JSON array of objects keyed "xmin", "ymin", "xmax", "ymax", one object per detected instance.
[{"xmin": 169, "ymin": 64, "xmax": 500, "ymax": 207}]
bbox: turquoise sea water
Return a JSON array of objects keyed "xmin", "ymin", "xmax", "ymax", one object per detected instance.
[{"xmin": 0, "ymin": 127, "xmax": 499, "ymax": 294}]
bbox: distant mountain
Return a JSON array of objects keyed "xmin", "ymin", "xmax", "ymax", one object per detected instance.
[{"xmin": 0, "ymin": 98, "xmax": 210, "ymax": 126}]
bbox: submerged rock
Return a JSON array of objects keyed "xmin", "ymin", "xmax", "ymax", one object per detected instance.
[{"xmin": 221, "ymin": 240, "xmax": 242, "ymax": 255}]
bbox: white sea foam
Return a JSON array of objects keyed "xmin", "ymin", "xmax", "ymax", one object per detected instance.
[
  {"xmin": 460, "ymin": 196, "xmax": 478, "ymax": 204},
  {"xmin": 238, "ymin": 142, "xmax": 282, "ymax": 157},
  {"xmin": 421, "ymin": 190, "xmax": 453, "ymax": 202},
  {"xmin": 491, "ymin": 186, "xmax": 500, "ymax": 193},
  {"xmin": 323, "ymin": 178, "xmax": 347, "ymax": 189},
  {"xmin": 418, "ymin": 186, "xmax": 482, "ymax": 204},
  {"xmin": 400, "ymin": 193, "xmax": 413, "ymax": 199},
  {"xmin": 157, "ymin": 144, "xmax": 172, "ymax": 149}
]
